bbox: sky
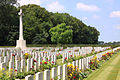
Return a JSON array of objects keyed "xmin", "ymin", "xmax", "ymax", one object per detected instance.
[{"xmin": 18, "ymin": 0, "xmax": 120, "ymax": 42}]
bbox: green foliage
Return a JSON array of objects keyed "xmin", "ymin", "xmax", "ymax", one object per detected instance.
[
  {"xmin": 40, "ymin": 60, "xmax": 57, "ymax": 71},
  {"xmin": 80, "ymin": 72, "xmax": 88, "ymax": 78},
  {"xmin": 0, "ymin": 70, "xmax": 15, "ymax": 80},
  {"xmin": 0, "ymin": 0, "xmax": 17, "ymax": 6},
  {"xmin": 0, "ymin": 4, "xmax": 100, "ymax": 45},
  {"xmin": 56, "ymin": 54, "xmax": 63, "ymax": 59},
  {"xmin": 101, "ymin": 52, "xmax": 114, "ymax": 60},
  {"xmin": 24, "ymin": 71, "xmax": 35, "ymax": 76},
  {"xmin": 49, "ymin": 23, "xmax": 73, "ymax": 44},
  {"xmin": 67, "ymin": 64, "xmax": 86, "ymax": 80},
  {"xmin": 0, "ymin": 0, "xmax": 18, "ymax": 46},
  {"xmin": 89, "ymin": 56, "xmax": 100, "ymax": 70},
  {"xmin": 16, "ymin": 72, "xmax": 25, "ymax": 79},
  {"xmin": 0, "ymin": 73, "xmax": 10, "ymax": 80}
]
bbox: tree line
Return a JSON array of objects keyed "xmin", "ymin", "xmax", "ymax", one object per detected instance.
[{"xmin": 0, "ymin": 0, "xmax": 100, "ymax": 46}]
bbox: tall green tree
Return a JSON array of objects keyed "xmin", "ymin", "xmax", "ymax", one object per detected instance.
[
  {"xmin": 0, "ymin": 0, "xmax": 18, "ymax": 46},
  {"xmin": 49, "ymin": 23, "xmax": 73, "ymax": 44},
  {"xmin": 21, "ymin": 4, "xmax": 52, "ymax": 44}
]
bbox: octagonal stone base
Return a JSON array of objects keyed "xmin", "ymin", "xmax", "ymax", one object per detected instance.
[{"xmin": 16, "ymin": 40, "xmax": 26, "ymax": 49}]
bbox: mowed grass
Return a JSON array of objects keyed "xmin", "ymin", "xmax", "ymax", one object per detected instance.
[{"xmin": 85, "ymin": 52, "xmax": 120, "ymax": 80}]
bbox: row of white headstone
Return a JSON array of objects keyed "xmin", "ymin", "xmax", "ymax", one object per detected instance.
[
  {"xmin": 0, "ymin": 47, "xmax": 110, "ymax": 55},
  {"xmin": 21, "ymin": 49, "xmax": 113, "ymax": 80},
  {"xmin": 0, "ymin": 48, "xmax": 109, "ymax": 73},
  {"xmin": 0, "ymin": 47, "xmax": 110, "ymax": 62},
  {"xmin": 0, "ymin": 47, "xmax": 110, "ymax": 73},
  {"xmin": 23, "ymin": 64, "xmax": 66, "ymax": 80}
]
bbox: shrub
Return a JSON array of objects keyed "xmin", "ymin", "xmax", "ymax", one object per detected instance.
[
  {"xmin": 40, "ymin": 60, "xmax": 57, "ymax": 71},
  {"xmin": 56, "ymin": 53, "xmax": 62, "ymax": 59},
  {"xmin": 16, "ymin": 72, "xmax": 25, "ymax": 79},
  {"xmin": 89, "ymin": 56, "xmax": 100, "ymax": 70},
  {"xmin": 24, "ymin": 53, "xmax": 29, "ymax": 59},
  {"xmin": 0, "ymin": 69, "xmax": 15, "ymax": 80},
  {"xmin": 101, "ymin": 52, "xmax": 113, "ymax": 60},
  {"xmin": 67, "ymin": 64, "xmax": 83, "ymax": 80}
]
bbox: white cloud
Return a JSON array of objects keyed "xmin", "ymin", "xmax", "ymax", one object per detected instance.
[
  {"xmin": 76, "ymin": 2, "xmax": 100, "ymax": 11},
  {"xmin": 46, "ymin": 1, "xmax": 65, "ymax": 13},
  {"xmin": 82, "ymin": 17, "xmax": 88, "ymax": 21},
  {"xmin": 115, "ymin": 24, "xmax": 120, "ymax": 29},
  {"xmin": 92, "ymin": 14, "xmax": 100, "ymax": 19},
  {"xmin": 17, "ymin": 0, "xmax": 41, "ymax": 6},
  {"xmin": 110, "ymin": 11, "xmax": 120, "ymax": 18}
]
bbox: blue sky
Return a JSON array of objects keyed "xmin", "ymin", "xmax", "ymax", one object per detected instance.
[{"xmin": 18, "ymin": 0, "xmax": 120, "ymax": 42}]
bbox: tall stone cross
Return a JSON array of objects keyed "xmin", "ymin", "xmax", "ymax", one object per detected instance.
[
  {"xmin": 16, "ymin": 9, "xmax": 26, "ymax": 49},
  {"xmin": 18, "ymin": 9, "xmax": 24, "ymax": 40}
]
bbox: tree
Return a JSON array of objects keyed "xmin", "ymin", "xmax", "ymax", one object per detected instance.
[
  {"xmin": 98, "ymin": 41, "xmax": 104, "ymax": 44},
  {"xmin": 49, "ymin": 23, "xmax": 73, "ymax": 44},
  {"xmin": 21, "ymin": 4, "xmax": 52, "ymax": 44},
  {"xmin": 0, "ymin": 4, "xmax": 100, "ymax": 45},
  {"xmin": 0, "ymin": 0, "xmax": 18, "ymax": 46}
]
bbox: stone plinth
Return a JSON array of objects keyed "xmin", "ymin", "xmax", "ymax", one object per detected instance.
[{"xmin": 16, "ymin": 40, "xmax": 26, "ymax": 49}]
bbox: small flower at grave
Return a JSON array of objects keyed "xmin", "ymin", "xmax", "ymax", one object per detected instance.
[
  {"xmin": 70, "ymin": 73, "xmax": 72, "ymax": 76},
  {"xmin": 2, "ymin": 68, "xmax": 5, "ymax": 70},
  {"xmin": 44, "ymin": 62, "xmax": 47, "ymax": 64},
  {"xmin": 34, "ymin": 60, "xmax": 37, "ymax": 62},
  {"xmin": 40, "ymin": 62, "xmax": 42, "ymax": 64},
  {"xmin": 73, "ymin": 76, "xmax": 76, "ymax": 79},
  {"xmin": 70, "ymin": 55, "xmax": 72, "ymax": 57},
  {"xmin": 15, "ymin": 69, "xmax": 17, "ymax": 72},
  {"xmin": 88, "ymin": 62, "xmax": 90, "ymax": 64},
  {"xmin": 24, "ymin": 53, "xmax": 29, "ymax": 56},
  {"xmin": 30, "ymin": 68, "xmax": 32, "ymax": 70},
  {"xmin": 52, "ymin": 61, "xmax": 54, "ymax": 63},
  {"xmin": 94, "ymin": 56, "xmax": 97, "ymax": 59},
  {"xmin": 106, "ymin": 53, "xmax": 108, "ymax": 56},
  {"xmin": 24, "ymin": 53, "xmax": 29, "ymax": 59},
  {"xmin": 77, "ymin": 68, "xmax": 79, "ymax": 71},
  {"xmin": 111, "ymin": 53, "xmax": 113, "ymax": 56},
  {"xmin": 73, "ymin": 68, "xmax": 75, "ymax": 71},
  {"xmin": 49, "ymin": 59, "xmax": 51, "ymax": 61},
  {"xmin": 32, "ymin": 66, "xmax": 34, "ymax": 68},
  {"xmin": 69, "ymin": 51, "xmax": 71, "ymax": 53},
  {"xmin": 12, "ymin": 54, "xmax": 15, "ymax": 56},
  {"xmin": 90, "ymin": 62, "xmax": 93, "ymax": 64},
  {"xmin": 102, "ymin": 54, "xmax": 106, "ymax": 57},
  {"xmin": 10, "ymin": 68, "xmax": 13, "ymax": 71},
  {"xmin": 65, "ymin": 57, "xmax": 67, "ymax": 60}
]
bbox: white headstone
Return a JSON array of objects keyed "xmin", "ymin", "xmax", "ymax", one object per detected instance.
[
  {"xmin": 36, "ymin": 72, "xmax": 43, "ymax": 80},
  {"xmin": 52, "ymin": 67, "xmax": 57, "ymax": 79},
  {"xmin": 25, "ymin": 75, "xmax": 33, "ymax": 80},
  {"xmin": 58, "ymin": 66, "xmax": 62, "ymax": 79},
  {"xmin": 44, "ymin": 70, "xmax": 50, "ymax": 80},
  {"xmin": 63, "ymin": 64, "xmax": 67, "ymax": 80}
]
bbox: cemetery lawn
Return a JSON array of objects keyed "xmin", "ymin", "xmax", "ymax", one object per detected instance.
[{"xmin": 85, "ymin": 52, "xmax": 120, "ymax": 80}]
